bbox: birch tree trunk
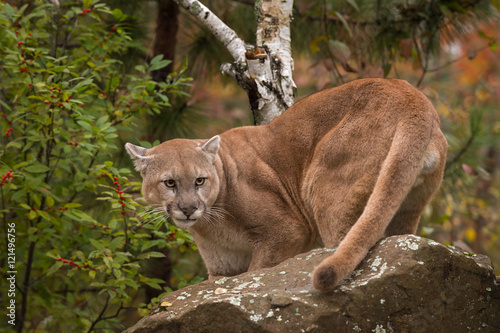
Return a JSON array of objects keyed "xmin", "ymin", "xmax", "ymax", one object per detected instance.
[{"xmin": 174, "ymin": 0, "xmax": 296, "ymax": 125}]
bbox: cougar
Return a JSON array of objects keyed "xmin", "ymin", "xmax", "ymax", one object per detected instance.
[{"xmin": 125, "ymin": 78, "xmax": 447, "ymax": 291}]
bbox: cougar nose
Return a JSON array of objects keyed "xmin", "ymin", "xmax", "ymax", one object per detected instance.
[{"xmin": 180, "ymin": 206, "xmax": 197, "ymax": 217}]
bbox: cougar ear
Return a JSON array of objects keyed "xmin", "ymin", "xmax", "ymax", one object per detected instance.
[
  {"xmin": 125, "ymin": 143, "xmax": 150, "ymax": 172},
  {"xmin": 200, "ymin": 135, "xmax": 220, "ymax": 164}
]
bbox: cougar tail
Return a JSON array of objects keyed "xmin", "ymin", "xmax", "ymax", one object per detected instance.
[{"xmin": 312, "ymin": 117, "xmax": 435, "ymax": 292}]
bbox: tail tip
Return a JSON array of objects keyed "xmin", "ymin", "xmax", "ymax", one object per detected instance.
[{"xmin": 312, "ymin": 265, "xmax": 339, "ymax": 292}]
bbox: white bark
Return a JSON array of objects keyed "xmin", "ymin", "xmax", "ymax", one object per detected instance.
[
  {"xmin": 255, "ymin": 0, "xmax": 296, "ymax": 110},
  {"xmin": 174, "ymin": 0, "xmax": 296, "ymax": 125}
]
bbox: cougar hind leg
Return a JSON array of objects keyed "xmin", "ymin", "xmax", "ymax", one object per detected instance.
[
  {"xmin": 311, "ymin": 129, "xmax": 434, "ymax": 292},
  {"xmin": 311, "ymin": 169, "xmax": 377, "ymax": 249},
  {"xmin": 385, "ymin": 180, "xmax": 438, "ymax": 236},
  {"xmin": 385, "ymin": 147, "xmax": 447, "ymax": 236}
]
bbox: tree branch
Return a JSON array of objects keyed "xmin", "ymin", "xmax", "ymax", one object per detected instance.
[
  {"xmin": 176, "ymin": 0, "xmax": 296, "ymax": 125},
  {"xmin": 445, "ymin": 131, "xmax": 477, "ymax": 173},
  {"xmin": 173, "ymin": 0, "xmax": 247, "ymax": 62},
  {"xmin": 87, "ymin": 293, "xmax": 110, "ymax": 333},
  {"xmin": 17, "ymin": 240, "xmax": 37, "ymax": 333},
  {"xmin": 101, "ymin": 302, "xmax": 128, "ymax": 321}
]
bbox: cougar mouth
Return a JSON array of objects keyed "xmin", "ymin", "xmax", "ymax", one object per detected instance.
[
  {"xmin": 166, "ymin": 204, "xmax": 203, "ymax": 228},
  {"xmin": 172, "ymin": 218, "xmax": 197, "ymax": 229}
]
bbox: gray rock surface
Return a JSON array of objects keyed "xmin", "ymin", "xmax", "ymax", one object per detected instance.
[{"xmin": 125, "ymin": 235, "xmax": 500, "ymax": 333}]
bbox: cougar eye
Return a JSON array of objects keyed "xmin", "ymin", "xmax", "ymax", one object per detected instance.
[
  {"xmin": 164, "ymin": 179, "xmax": 176, "ymax": 188},
  {"xmin": 195, "ymin": 177, "xmax": 205, "ymax": 186}
]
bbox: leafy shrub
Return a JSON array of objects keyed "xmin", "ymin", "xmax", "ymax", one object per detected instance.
[{"xmin": 0, "ymin": 1, "xmax": 195, "ymax": 331}]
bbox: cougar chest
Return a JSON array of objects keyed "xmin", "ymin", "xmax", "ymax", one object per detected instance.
[{"xmin": 192, "ymin": 221, "xmax": 252, "ymax": 276}]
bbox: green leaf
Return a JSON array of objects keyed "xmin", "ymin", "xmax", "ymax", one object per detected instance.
[
  {"xmin": 25, "ymin": 164, "xmax": 50, "ymax": 173},
  {"xmin": 89, "ymin": 239, "xmax": 104, "ymax": 250},
  {"xmin": 328, "ymin": 40, "xmax": 351, "ymax": 63},
  {"xmin": 19, "ymin": 203, "xmax": 32, "ymax": 210},
  {"xmin": 96, "ymin": 115, "xmax": 109, "ymax": 127},
  {"xmin": 73, "ymin": 78, "xmax": 94, "ymax": 89},
  {"xmin": 134, "ymin": 65, "xmax": 145, "ymax": 73},
  {"xmin": 4, "ymin": 4, "xmax": 15, "ymax": 19},
  {"xmin": 63, "ymin": 211, "xmax": 81, "ymax": 222},
  {"xmin": 0, "ymin": 99, "xmax": 12, "ymax": 111},
  {"xmin": 144, "ymin": 280, "xmax": 162, "ymax": 290},
  {"xmin": 77, "ymin": 120, "xmax": 93, "ymax": 132},
  {"xmin": 137, "ymin": 253, "xmax": 151, "ymax": 260},
  {"xmin": 112, "ymin": 8, "xmax": 123, "ymax": 19},
  {"xmin": 37, "ymin": 210, "xmax": 51, "ymax": 221},
  {"xmin": 150, "ymin": 54, "xmax": 163, "ymax": 65},
  {"xmin": 6, "ymin": 141, "xmax": 22, "ymax": 150},
  {"xmin": 146, "ymin": 251, "xmax": 166, "ymax": 258},
  {"xmin": 150, "ymin": 59, "xmax": 172, "ymax": 72},
  {"xmin": 109, "ymin": 237, "xmax": 124, "ymax": 251},
  {"xmin": 108, "ymin": 289, "xmax": 117, "ymax": 298},
  {"xmin": 103, "ymin": 256, "xmax": 113, "ymax": 270},
  {"xmin": 12, "ymin": 161, "xmax": 29, "ymax": 170},
  {"xmin": 126, "ymin": 280, "xmax": 140, "ymax": 290},
  {"xmin": 158, "ymin": 94, "xmax": 169, "ymax": 103},
  {"xmin": 345, "ymin": 0, "xmax": 359, "ymax": 12},
  {"xmin": 47, "ymin": 262, "xmax": 63, "ymax": 276},
  {"xmin": 45, "ymin": 251, "xmax": 58, "ymax": 260},
  {"xmin": 28, "ymin": 210, "xmax": 37, "ymax": 220},
  {"xmin": 64, "ymin": 203, "xmax": 82, "ymax": 208},
  {"xmin": 333, "ymin": 11, "xmax": 352, "ymax": 37}
]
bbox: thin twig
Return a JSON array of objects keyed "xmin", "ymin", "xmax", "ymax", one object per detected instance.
[
  {"xmin": 427, "ymin": 44, "xmax": 490, "ymax": 73},
  {"xmin": 445, "ymin": 134, "xmax": 476, "ymax": 172},
  {"xmin": 101, "ymin": 302, "xmax": 125, "ymax": 321},
  {"xmin": 87, "ymin": 293, "xmax": 110, "ymax": 333},
  {"xmin": 416, "ymin": 25, "xmax": 438, "ymax": 88}
]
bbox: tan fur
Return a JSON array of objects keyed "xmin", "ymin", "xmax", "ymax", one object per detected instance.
[{"xmin": 126, "ymin": 78, "xmax": 447, "ymax": 291}]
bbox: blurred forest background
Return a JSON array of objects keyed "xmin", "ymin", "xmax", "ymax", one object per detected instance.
[{"xmin": 0, "ymin": 0, "xmax": 499, "ymax": 331}]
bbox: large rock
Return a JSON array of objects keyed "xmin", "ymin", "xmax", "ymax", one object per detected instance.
[{"xmin": 125, "ymin": 235, "xmax": 500, "ymax": 333}]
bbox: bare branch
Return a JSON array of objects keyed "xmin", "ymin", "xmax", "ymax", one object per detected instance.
[
  {"xmin": 87, "ymin": 293, "xmax": 110, "ymax": 333},
  {"xmin": 445, "ymin": 124, "xmax": 480, "ymax": 173}
]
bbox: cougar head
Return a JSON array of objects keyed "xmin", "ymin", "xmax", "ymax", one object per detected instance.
[{"xmin": 125, "ymin": 136, "xmax": 221, "ymax": 229}]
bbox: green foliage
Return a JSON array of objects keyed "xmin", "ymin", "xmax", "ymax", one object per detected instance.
[
  {"xmin": 421, "ymin": 68, "xmax": 500, "ymax": 274},
  {"xmin": 297, "ymin": 0, "xmax": 496, "ymax": 83},
  {"xmin": 177, "ymin": 0, "xmax": 497, "ymax": 88},
  {"xmin": 0, "ymin": 1, "xmax": 195, "ymax": 331}
]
